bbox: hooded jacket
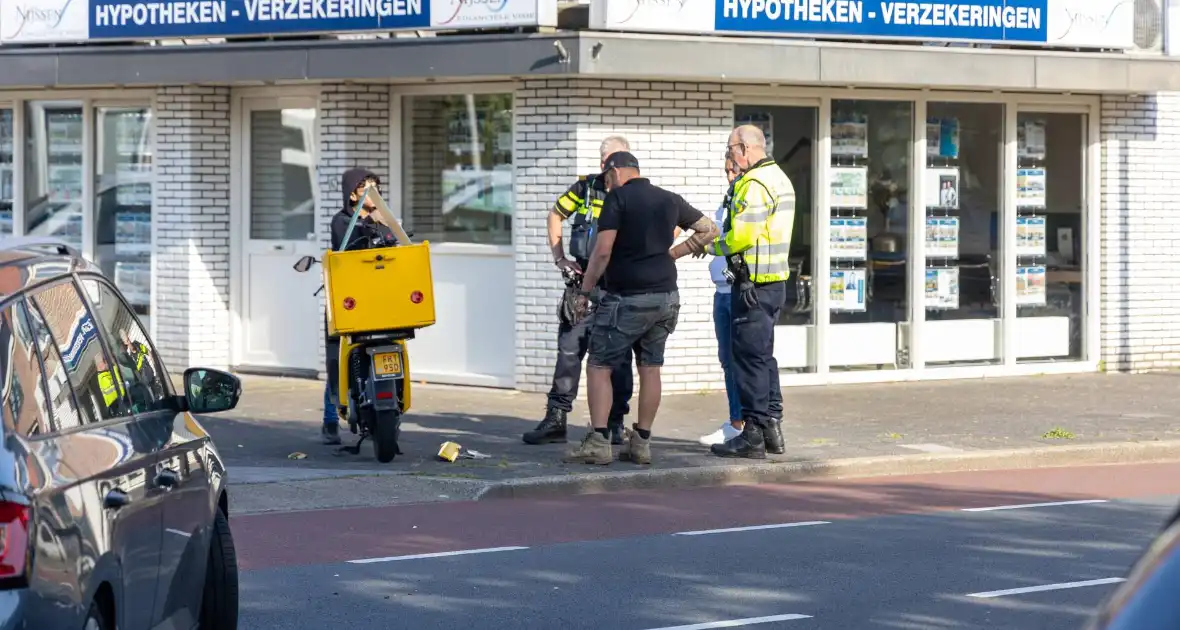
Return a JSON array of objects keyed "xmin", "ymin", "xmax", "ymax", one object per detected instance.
[{"xmin": 330, "ymin": 168, "xmax": 396, "ymax": 251}]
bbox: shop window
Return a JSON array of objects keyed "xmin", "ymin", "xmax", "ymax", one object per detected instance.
[
  {"xmin": 1015, "ymin": 112, "xmax": 1086, "ymax": 362},
  {"xmin": 924, "ymin": 102, "xmax": 1004, "ymax": 366},
  {"xmin": 95, "ymin": 107, "xmax": 153, "ymax": 328},
  {"xmin": 402, "ymin": 93, "xmax": 514, "ymax": 246},
  {"xmin": 0, "ymin": 108, "xmax": 12, "ymax": 237},
  {"xmin": 24, "ymin": 102, "xmax": 84, "ymax": 250},
  {"xmin": 734, "ymin": 104, "xmax": 818, "ymax": 373},
  {"xmin": 829, "ymin": 99, "xmax": 913, "ymax": 371}
]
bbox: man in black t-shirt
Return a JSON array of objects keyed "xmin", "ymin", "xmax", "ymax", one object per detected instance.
[{"xmin": 563, "ymin": 152, "xmax": 720, "ymax": 466}]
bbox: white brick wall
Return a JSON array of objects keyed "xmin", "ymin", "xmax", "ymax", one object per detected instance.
[
  {"xmin": 1099, "ymin": 93, "xmax": 1180, "ymax": 371},
  {"xmin": 314, "ymin": 83, "xmax": 391, "ymax": 376},
  {"xmin": 154, "ymin": 85, "xmax": 232, "ymax": 372},
  {"xmin": 513, "ymin": 79, "xmax": 733, "ymax": 393}
]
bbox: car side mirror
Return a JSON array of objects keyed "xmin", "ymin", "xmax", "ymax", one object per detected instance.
[
  {"xmin": 183, "ymin": 368, "xmax": 242, "ymax": 414},
  {"xmin": 293, "ymin": 255, "xmax": 317, "ymax": 273}
]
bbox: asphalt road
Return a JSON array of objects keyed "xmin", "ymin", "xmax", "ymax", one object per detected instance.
[{"xmin": 232, "ymin": 462, "xmax": 1180, "ymax": 630}]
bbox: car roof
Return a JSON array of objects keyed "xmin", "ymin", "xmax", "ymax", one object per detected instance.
[{"xmin": 0, "ymin": 238, "xmax": 97, "ymax": 300}]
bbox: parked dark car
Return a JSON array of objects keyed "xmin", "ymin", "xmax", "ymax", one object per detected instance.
[
  {"xmin": 1082, "ymin": 503, "xmax": 1180, "ymax": 630},
  {"xmin": 0, "ymin": 238, "xmax": 240, "ymax": 630}
]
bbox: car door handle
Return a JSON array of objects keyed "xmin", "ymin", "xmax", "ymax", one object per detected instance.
[
  {"xmin": 155, "ymin": 469, "xmax": 179, "ymax": 489},
  {"xmin": 103, "ymin": 489, "xmax": 131, "ymax": 510}
]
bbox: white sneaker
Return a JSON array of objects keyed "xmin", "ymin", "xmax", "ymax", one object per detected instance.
[{"xmin": 699, "ymin": 422, "xmax": 742, "ymax": 446}]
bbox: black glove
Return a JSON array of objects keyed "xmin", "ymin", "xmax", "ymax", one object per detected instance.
[{"xmin": 737, "ymin": 279, "xmax": 759, "ymax": 310}]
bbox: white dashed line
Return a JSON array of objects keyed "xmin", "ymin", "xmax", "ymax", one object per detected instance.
[
  {"xmin": 674, "ymin": 521, "xmax": 830, "ymax": 536},
  {"xmin": 641, "ymin": 613, "xmax": 813, "ymax": 629},
  {"xmin": 967, "ymin": 577, "xmax": 1126, "ymax": 598},
  {"xmin": 348, "ymin": 546, "xmax": 528, "ymax": 564},
  {"xmin": 961, "ymin": 499, "xmax": 1108, "ymax": 512}
]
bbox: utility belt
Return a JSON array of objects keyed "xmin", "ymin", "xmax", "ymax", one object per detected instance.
[{"xmin": 724, "ymin": 253, "xmax": 749, "ymax": 286}]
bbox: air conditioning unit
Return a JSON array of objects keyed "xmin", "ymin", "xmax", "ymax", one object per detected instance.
[{"xmin": 1133, "ymin": 0, "xmax": 1164, "ymax": 53}]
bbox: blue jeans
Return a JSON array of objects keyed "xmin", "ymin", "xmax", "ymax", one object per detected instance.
[
  {"xmin": 323, "ymin": 381, "xmax": 337, "ymax": 426},
  {"xmin": 713, "ymin": 291, "xmax": 741, "ymax": 422}
]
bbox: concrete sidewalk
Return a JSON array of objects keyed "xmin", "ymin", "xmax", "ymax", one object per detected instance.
[{"xmin": 207, "ymin": 371, "xmax": 1180, "ymax": 514}]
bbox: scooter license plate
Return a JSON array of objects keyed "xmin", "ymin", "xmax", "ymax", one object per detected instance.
[{"xmin": 373, "ymin": 352, "xmax": 403, "ymax": 378}]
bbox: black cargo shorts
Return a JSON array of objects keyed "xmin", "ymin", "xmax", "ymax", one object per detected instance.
[{"xmin": 587, "ymin": 290, "xmax": 680, "ymax": 369}]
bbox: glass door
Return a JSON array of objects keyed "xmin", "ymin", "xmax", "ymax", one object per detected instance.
[
  {"xmin": 24, "ymin": 101, "xmax": 85, "ymax": 251},
  {"xmin": 94, "ymin": 106, "xmax": 154, "ymax": 331}
]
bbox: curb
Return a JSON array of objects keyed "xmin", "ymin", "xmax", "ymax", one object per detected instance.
[{"xmin": 473, "ymin": 439, "xmax": 1180, "ymax": 501}]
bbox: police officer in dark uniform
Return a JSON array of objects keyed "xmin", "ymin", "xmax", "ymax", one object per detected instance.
[{"xmin": 523, "ymin": 136, "xmax": 635, "ymax": 446}]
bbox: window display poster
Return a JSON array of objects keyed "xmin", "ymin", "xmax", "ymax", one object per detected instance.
[
  {"xmin": 1018, "ymin": 119, "xmax": 1047, "ymax": 160},
  {"xmin": 48, "ymin": 165, "xmax": 83, "ymax": 201},
  {"xmin": 114, "ymin": 261, "xmax": 151, "ymax": 308},
  {"xmin": 0, "ymin": 166, "xmax": 11, "ymax": 203},
  {"xmin": 0, "ymin": 109, "xmax": 11, "ymax": 155},
  {"xmin": 736, "ymin": 112, "xmax": 774, "ymax": 156},
  {"xmin": 1016, "ymin": 265, "xmax": 1047, "ymax": 306},
  {"xmin": 924, "ymin": 166, "xmax": 960, "ymax": 210},
  {"xmin": 829, "ymin": 217, "xmax": 868, "ymax": 260},
  {"xmin": 1016, "ymin": 216, "xmax": 1047, "ymax": 257},
  {"xmin": 831, "ymin": 114, "xmax": 869, "ymax": 159},
  {"xmin": 925, "ymin": 216, "xmax": 960, "ymax": 258},
  {"xmin": 925, "ymin": 267, "xmax": 960, "ymax": 310},
  {"xmin": 47, "ymin": 111, "xmax": 83, "ymax": 155},
  {"xmin": 926, "ymin": 117, "xmax": 961, "ymax": 159},
  {"xmin": 829, "ymin": 166, "xmax": 868, "ymax": 209},
  {"xmin": 115, "ymin": 212, "xmax": 152, "ymax": 256},
  {"xmin": 115, "ymin": 111, "xmax": 150, "ymax": 157},
  {"xmin": 1016, "ymin": 167, "xmax": 1047, "ymax": 208},
  {"xmin": 830, "ymin": 268, "xmax": 867, "ymax": 312},
  {"xmin": 0, "ymin": 211, "xmax": 11, "ymax": 237}
]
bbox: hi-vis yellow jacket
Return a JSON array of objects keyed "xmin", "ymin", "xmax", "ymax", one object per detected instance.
[{"xmin": 708, "ymin": 158, "xmax": 796, "ymax": 283}]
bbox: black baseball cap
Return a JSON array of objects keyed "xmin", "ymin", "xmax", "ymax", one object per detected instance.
[{"xmin": 601, "ymin": 151, "xmax": 640, "ymax": 173}]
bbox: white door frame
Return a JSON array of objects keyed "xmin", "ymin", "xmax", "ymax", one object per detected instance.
[{"xmin": 228, "ymin": 87, "xmax": 321, "ymax": 369}]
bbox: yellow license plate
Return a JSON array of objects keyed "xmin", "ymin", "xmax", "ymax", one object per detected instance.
[{"xmin": 373, "ymin": 352, "xmax": 403, "ymax": 376}]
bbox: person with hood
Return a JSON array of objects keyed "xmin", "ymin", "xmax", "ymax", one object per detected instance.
[{"xmin": 321, "ymin": 168, "xmax": 396, "ymax": 445}]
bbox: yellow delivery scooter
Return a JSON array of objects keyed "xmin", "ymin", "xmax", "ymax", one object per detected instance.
[{"xmin": 293, "ymin": 186, "xmax": 436, "ymax": 463}]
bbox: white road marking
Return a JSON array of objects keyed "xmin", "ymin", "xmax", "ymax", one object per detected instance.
[
  {"xmin": 961, "ymin": 499, "xmax": 1108, "ymax": 512},
  {"xmin": 674, "ymin": 521, "xmax": 830, "ymax": 536},
  {"xmin": 347, "ymin": 546, "xmax": 528, "ymax": 564},
  {"xmin": 967, "ymin": 577, "xmax": 1126, "ymax": 599},
  {"xmin": 165, "ymin": 528, "xmax": 192, "ymax": 538},
  {"xmin": 642, "ymin": 614, "xmax": 813, "ymax": 629},
  {"xmin": 899, "ymin": 443, "xmax": 964, "ymax": 453}
]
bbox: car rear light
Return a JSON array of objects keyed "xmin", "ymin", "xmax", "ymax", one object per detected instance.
[
  {"xmin": 410, "ymin": 291, "xmax": 424, "ymax": 304},
  {"xmin": 342, "ymin": 297, "xmax": 356, "ymax": 310},
  {"xmin": 0, "ymin": 501, "xmax": 30, "ymax": 581},
  {"xmin": 376, "ymin": 391, "xmax": 394, "ymax": 400}
]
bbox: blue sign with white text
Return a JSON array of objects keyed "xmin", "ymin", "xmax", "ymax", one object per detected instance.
[
  {"xmin": 714, "ymin": 0, "xmax": 1049, "ymax": 43},
  {"xmin": 88, "ymin": 0, "xmax": 430, "ymax": 39}
]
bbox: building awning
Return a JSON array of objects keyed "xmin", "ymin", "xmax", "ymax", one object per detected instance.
[{"xmin": 1, "ymin": 31, "xmax": 1178, "ymax": 93}]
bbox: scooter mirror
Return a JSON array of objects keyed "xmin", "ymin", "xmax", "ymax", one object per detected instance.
[{"xmin": 293, "ymin": 255, "xmax": 317, "ymax": 273}]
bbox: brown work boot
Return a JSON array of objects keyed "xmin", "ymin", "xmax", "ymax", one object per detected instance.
[
  {"xmin": 562, "ymin": 431, "xmax": 612, "ymax": 465},
  {"xmin": 618, "ymin": 424, "xmax": 652, "ymax": 465}
]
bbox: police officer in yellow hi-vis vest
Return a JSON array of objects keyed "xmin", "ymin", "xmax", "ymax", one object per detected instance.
[
  {"xmin": 522, "ymin": 136, "xmax": 635, "ymax": 447},
  {"xmin": 705, "ymin": 125, "xmax": 794, "ymax": 459}
]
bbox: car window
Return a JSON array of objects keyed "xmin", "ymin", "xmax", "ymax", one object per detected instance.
[
  {"xmin": 28, "ymin": 281, "xmax": 131, "ymax": 423},
  {"xmin": 18, "ymin": 297, "xmax": 86, "ymax": 431},
  {"xmin": 0, "ymin": 302, "xmax": 54, "ymax": 437},
  {"xmin": 78, "ymin": 277, "xmax": 170, "ymax": 413}
]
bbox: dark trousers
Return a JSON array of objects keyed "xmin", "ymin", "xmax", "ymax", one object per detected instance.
[
  {"xmin": 547, "ymin": 312, "xmax": 633, "ymax": 426},
  {"xmin": 731, "ymin": 281, "xmax": 786, "ymax": 428}
]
